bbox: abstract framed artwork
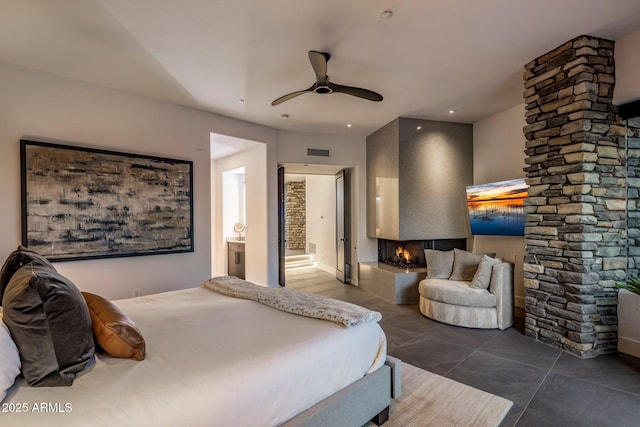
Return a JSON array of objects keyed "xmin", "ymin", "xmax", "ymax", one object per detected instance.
[
  {"xmin": 465, "ymin": 178, "xmax": 528, "ymax": 236},
  {"xmin": 20, "ymin": 140, "xmax": 193, "ymax": 261}
]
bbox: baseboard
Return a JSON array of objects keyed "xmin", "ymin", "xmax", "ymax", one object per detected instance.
[
  {"xmin": 514, "ymin": 295, "xmax": 525, "ymax": 309},
  {"xmin": 316, "ymin": 263, "xmax": 336, "ymax": 276},
  {"xmin": 619, "ymin": 336, "xmax": 640, "ymax": 358}
]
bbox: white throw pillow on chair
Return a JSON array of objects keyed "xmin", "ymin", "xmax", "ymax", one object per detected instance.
[
  {"xmin": 424, "ymin": 249, "xmax": 454, "ymax": 279},
  {"xmin": 470, "ymin": 255, "xmax": 503, "ymax": 290}
]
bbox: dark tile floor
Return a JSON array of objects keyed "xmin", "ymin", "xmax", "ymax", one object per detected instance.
[{"xmin": 286, "ymin": 268, "xmax": 640, "ymax": 427}]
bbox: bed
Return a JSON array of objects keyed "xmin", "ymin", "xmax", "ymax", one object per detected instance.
[{"xmin": 1, "ymin": 272, "xmax": 399, "ymax": 426}]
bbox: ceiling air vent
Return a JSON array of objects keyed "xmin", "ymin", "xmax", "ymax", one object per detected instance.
[{"xmin": 307, "ymin": 148, "xmax": 330, "ymax": 157}]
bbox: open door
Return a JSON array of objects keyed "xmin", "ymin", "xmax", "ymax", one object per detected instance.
[
  {"xmin": 336, "ymin": 169, "xmax": 352, "ymax": 283},
  {"xmin": 278, "ymin": 166, "xmax": 285, "ymax": 286}
]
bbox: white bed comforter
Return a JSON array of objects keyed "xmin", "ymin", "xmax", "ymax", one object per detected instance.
[{"xmin": 1, "ymin": 287, "xmax": 387, "ymax": 427}]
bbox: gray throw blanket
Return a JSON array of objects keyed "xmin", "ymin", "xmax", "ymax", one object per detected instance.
[{"xmin": 202, "ymin": 276, "xmax": 382, "ymax": 328}]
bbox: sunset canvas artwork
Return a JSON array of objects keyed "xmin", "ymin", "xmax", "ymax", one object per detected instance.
[{"xmin": 466, "ymin": 178, "xmax": 528, "ymax": 236}]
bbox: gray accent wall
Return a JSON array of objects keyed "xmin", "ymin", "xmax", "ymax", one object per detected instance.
[
  {"xmin": 367, "ymin": 119, "xmax": 400, "ymax": 239},
  {"xmin": 367, "ymin": 117, "xmax": 473, "ymax": 240}
]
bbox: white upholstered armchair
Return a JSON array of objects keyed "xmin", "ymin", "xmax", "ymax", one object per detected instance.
[{"xmin": 418, "ymin": 249, "xmax": 514, "ymax": 330}]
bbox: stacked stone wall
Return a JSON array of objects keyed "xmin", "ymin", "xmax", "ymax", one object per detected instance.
[
  {"xmin": 523, "ymin": 35, "xmax": 626, "ymax": 357},
  {"xmin": 285, "ymin": 181, "xmax": 306, "ymax": 250}
]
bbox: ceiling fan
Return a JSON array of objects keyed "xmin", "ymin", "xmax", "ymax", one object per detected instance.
[{"xmin": 271, "ymin": 50, "xmax": 383, "ymax": 106}]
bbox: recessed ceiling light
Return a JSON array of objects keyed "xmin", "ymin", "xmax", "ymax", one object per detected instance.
[
  {"xmin": 380, "ymin": 10, "xmax": 393, "ymax": 19},
  {"xmin": 416, "ymin": 126, "xmax": 422, "ymax": 130},
  {"xmin": 448, "ymin": 109, "xmax": 456, "ymax": 114},
  {"xmin": 281, "ymin": 114, "xmax": 290, "ymax": 119},
  {"xmin": 347, "ymin": 123, "xmax": 352, "ymax": 128},
  {"xmin": 239, "ymin": 98, "xmax": 246, "ymax": 104}
]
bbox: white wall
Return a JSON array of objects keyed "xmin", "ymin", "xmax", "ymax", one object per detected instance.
[
  {"xmin": 214, "ymin": 145, "xmax": 269, "ymax": 285},
  {"xmin": 0, "ymin": 60, "xmax": 536, "ymax": 298},
  {"xmin": 276, "ymin": 130, "xmax": 375, "ymax": 285},
  {"xmin": 472, "ymin": 103, "xmax": 527, "ymax": 307},
  {"xmin": 305, "ymin": 175, "xmax": 337, "ymax": 273},
  {"xmin": 221, "ymin": 168, "xmax": 245, "ymax": 240},
  {"xmin": 614, "ymin": 29, "xmax": 640, "ymax": 105},
  {"xmin": 0, "ymin": 62, "xmax": 276, "ymax": 299}
]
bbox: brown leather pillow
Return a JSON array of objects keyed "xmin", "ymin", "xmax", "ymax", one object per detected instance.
[{"xmin": 82, "ymin": 292, "xmax": 145, "ymax": 361}]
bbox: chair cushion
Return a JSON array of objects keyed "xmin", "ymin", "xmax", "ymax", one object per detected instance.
[
  {"xmin": 449, "ymin": 249, "xmax": 484, "ymax": 281},
  {"xmin": 425, "ymin": 249, "xmax": 454, "ymax": 279},
  {"xmin": 470, "ymin": 255, "xmax": 503, "ymax": 290},
  {"xmin": 419, "ymin": 279, "xmax": 497, "ymax": 308}
]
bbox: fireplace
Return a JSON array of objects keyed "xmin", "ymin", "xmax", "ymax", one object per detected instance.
[{"xmin": 378, "ymin": 238, "xmax": 466, "ymax": 269}]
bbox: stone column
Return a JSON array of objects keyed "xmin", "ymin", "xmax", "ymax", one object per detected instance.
[{"xmin": 522, "ymin": 35, "xmax": 626, "ymax": 357}]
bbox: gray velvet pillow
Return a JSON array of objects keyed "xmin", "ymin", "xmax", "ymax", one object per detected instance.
[
  {"xmin": 0, "ymin": 245, "xmax": 56, "ymax": 305},
  {"xmin": 449, "ymin": 249, "xmax": 484, "ymax": 281},
  {"xmin": 470, "ymin": 255, "xmax": 503, "ymax": 289},
  {"xmin": 425, "ymin": 249, "xmax": 454, "ymax": 279},
  {"xmin": 2, "ymin": 264, "xmax": 94, "ymax": 386}
]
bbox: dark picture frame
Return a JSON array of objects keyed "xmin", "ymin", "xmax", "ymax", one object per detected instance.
[{"xmin": 20, "ymin": 140, "xmax": 194, "ymax": 261}]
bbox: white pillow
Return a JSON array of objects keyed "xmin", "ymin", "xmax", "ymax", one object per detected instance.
[
  {"xmin": 425, "ymin": 249, "xmax": 454, "ymax": 279},
  {"xmin": 470, "ymin": 255, "xmax": 503, "ymax": 290},
  {"xmin": 0, "ymin": 310, "xmax": 21, "ymax": 402},
  {"xmin": 449, "ymin": 249, "xmax": 484, "ymax": 281}
]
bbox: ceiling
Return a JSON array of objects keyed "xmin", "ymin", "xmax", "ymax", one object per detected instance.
[{"xmin": 1, "ymin": 0, "xmax": 640, "ymax": 137}]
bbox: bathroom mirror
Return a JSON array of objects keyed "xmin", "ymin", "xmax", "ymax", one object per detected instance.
[{"xmin": 233, "ymin": 222, "xmax": 245, "ymax": 240}]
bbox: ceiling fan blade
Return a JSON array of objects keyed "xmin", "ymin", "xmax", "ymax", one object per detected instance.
[
  {"xmin": 328, "ymin": 82, "xmax": 383, "ymax": 102},
  {"xmin": 271, "ymin": 85, "xmax": 315, "ymax": 106},
  {"xmin": 308, "ymin": 50, "xmax": 330, "ymax": 83}
]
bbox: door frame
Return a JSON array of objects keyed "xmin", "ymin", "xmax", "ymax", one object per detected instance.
[
  {"xmin": 336, "ymin": 169, "xmax": 352, "ymax": 283},
  {"xmin": 277, "ymin": 166, "xmax": 285, "ymax": 286}
]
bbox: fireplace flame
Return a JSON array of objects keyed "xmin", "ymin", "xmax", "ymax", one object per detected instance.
[{"xmin": 395, "ymin": 246, "xmax": 411, "ymax": 260}]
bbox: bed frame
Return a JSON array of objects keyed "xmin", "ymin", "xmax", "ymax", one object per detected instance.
[{"xmin": 284, "ymin": 356, "xmax": 402, "ymax": 426}]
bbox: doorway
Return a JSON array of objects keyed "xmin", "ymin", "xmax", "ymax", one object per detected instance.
[
  {"xmin": 278, "ymin": 163, "xmax": 352, "ymax": 286},
  {"xmin": 210, "ymin": 132, "xmax": 268, "ymax": 284}
]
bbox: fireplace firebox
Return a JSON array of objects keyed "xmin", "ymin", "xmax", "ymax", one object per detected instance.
[{"xmin": 377, "ymin": 238, "xmax": 466, "ymax": 269}]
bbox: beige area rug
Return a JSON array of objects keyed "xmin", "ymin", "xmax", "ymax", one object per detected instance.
[{"xmin": 366, "ymin": 362, "xmax": 513, "ymax": 427}]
